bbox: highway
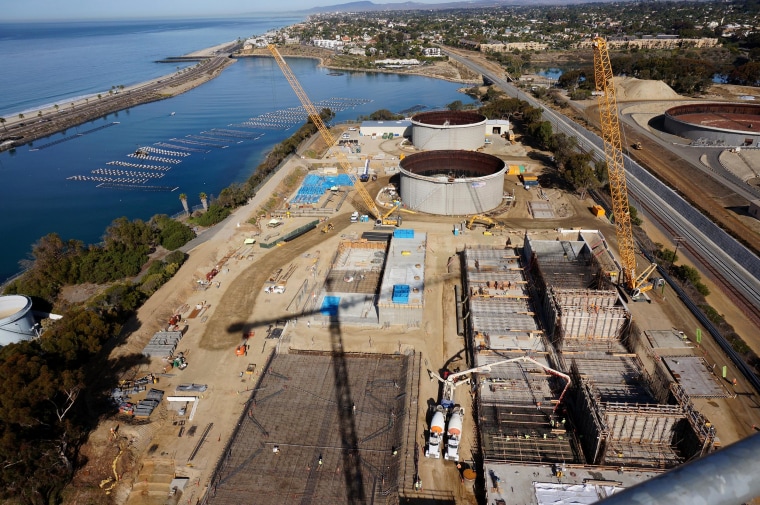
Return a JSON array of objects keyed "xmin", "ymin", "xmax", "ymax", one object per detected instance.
[{"xmin": 443, "ymin": 48, "xmax": 760, "ymax": 328}]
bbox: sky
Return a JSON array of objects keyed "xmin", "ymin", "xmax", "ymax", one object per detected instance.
[{"xmin": 4, "ymin": 0, "xmax": 443, "ymax": 21}]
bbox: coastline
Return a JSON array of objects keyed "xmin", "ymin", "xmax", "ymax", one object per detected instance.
[
  {"xmin": 0, "ymin": 43, "xmax": 480, "ymax": 154},
  {"xmin": 0, "ymin": 46, "xmax": 237, "ymax": 152},
  {"xmin": 235, "ymin": 45, "xmax": 483, "ymax": 86}
]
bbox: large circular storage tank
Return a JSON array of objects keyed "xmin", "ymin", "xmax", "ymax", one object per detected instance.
[
  {"xmin": 0, "ymin": 295, "xmax": 37, "ymax": 346},
  {"xmin": 399, "ymin": 150, "xmax": 506, "ymax": 215},
  {"xmin": 664, "ymin": 103, "xmax": 760, "ymax": 146},
  {"xmin": 411, "ymin": 111, "xmax": 487, "ymax": 151}
]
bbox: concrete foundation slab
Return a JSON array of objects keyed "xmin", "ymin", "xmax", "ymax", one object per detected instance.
[{"xmin": 662, "ymin": 356, "xmax": 730, "ymax": 398}]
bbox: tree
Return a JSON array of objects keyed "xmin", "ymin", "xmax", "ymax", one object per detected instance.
[
  {"xmin": 18, "ymin": 113, "xmax": 24, "ymax": 120},
  {"xmin": 38, "ymin": 111, "xmax": 43, "ymax": 118},
  {"xmin": 368, "ymin": 109, "xmax": 402, "ymax": 120},
  {"xmin": 199, "ymin": 192, "xmax": 208, "ymax": 211},
  {"xmin": 0, "ymin": 117, "xmax": 5, "ymax": 131},
  {"xmin": 447, "ymin": 100, "xmax": 465, "ymax": 111},
  {"xmin": 528, "ymin": 121, "xmax": 553, "ymax": 149},
  {"xmin": 54, "ymin": 104, "xmax": 59, "ymax": 113},
  {"xmin": 179, "ymin": 193, "xmax": 189, "ymax": 215}
]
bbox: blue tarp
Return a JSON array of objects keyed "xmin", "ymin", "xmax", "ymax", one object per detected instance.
[
  {"xmin": 291, "ymin": 174, "xmax": 354, "ymax": 205},
  {"xmin": 393, "ymin": 229, "xmax": 415, "ymax": 239}
]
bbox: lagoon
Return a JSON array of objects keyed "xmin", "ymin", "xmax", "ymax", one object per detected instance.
[{"xmin": 0, "ymin": 55, "xmax": 475, "ymax": 281}]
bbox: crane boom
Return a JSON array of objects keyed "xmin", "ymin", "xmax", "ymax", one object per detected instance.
[
  {"xmin": 267, "ymin": 44, "xmax": 383, "ymax": 222},
  {"xmin": 592, "ymin": 36, "xmax": 639, "ymax": 291},
  {"xmin": 429, "ymin": 355, "xmax": 571, "ymax": 412}
]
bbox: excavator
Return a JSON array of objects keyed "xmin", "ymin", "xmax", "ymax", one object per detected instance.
[
  {"xmin": 466, "ymin": 214, "xmax": 499, "ymax": 231},
  {"xmin": 592, "ymin": 36, "xmax": 657, "ymax": 299},
  {"xmin": 268, "ymin": 44, "xmax": 402, "ymax": 228}
]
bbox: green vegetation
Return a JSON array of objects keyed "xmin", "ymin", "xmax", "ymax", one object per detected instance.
[{"xmin": 0, "ymin": 109, "xmax": 330, "ymax": 501}]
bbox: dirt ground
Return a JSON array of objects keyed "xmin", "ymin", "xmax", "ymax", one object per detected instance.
[{"xmin": 64, "ymin": 52, "xmax": 760, "ymax": 505}]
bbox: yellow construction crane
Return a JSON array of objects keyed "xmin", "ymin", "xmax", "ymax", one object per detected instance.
[
  {"xmin": 592, "ymin": 37, "xmax": 656, "ymax": 298},
  {"xmin": 267, "ymin": 44, "xmax": 400, "ymax": 226}
]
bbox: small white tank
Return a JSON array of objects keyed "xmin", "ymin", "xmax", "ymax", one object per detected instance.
[
  {"xmin": 430, "ymin": 409, "xmax": 446, "ymax": 434},
  {"xmin": 447, "ymin": 408, "xmax": 463, "ymax": 436}
]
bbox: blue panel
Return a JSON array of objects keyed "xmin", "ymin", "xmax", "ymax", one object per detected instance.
[
  {"xmin": 393, "ymin": 229, "xmax": 415, "ymax": 239},
  {"xmin": 392, "ymin": 284, "xmax": 410, "ymax": 304},
  {"xmin": 320, "ymin": 296, "xmax": 341, "ymax": 316}
]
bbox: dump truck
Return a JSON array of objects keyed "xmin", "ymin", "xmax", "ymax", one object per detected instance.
[
  {"xmin": 426, "ymin": 406, "xmax": 446, "ymax": 459},
  {"xmin": 445, "ymin": 407, "xmax": 464, "ymax": 461}
]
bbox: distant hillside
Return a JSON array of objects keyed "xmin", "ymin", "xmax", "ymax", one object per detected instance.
[{"xmin": 307, "ymin": 0, "xmax": 641, "ymax": 13}]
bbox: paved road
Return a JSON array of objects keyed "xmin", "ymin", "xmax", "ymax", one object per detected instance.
[{"xmin": 443, "ymin": 48, "xmax": 760, "ymax": 319}]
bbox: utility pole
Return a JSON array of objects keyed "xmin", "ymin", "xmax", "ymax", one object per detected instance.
[{"xmin": 670, "ymin": 235, "xmax": 685, "ymax": 271}]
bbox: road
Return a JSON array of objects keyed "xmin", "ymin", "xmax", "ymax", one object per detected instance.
[
  {"xmin": 443, "ymin": 48, "xmax": 760, "ymax": 346},
  {"xmin": 0, "ymin": 54, "xmax": 235, "ymax": 152}
]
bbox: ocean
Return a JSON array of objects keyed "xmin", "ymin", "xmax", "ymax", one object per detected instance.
[{"xmin": 0, "ymin": 18, "xmax": 476, "ymax": 282}]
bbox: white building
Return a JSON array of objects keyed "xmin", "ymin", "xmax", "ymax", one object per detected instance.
[{"xmin": 313, "ymin": 39, "xmax": 344, "ymax": 49}]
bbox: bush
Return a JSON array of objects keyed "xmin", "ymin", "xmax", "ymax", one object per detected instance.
[
  {"xmin": 192, "ymin": 204, "xmax": 231, "ymax": 227},
  {"xmin": 157, "ymin": 219, "xmax": 195, "ymax": 251}
]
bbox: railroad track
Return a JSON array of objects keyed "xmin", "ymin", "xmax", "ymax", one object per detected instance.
[{"xmin": 636, "ymin": 194, "xmax": 760, "ymax": 330}]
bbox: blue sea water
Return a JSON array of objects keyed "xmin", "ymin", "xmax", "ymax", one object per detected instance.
[{"xmin": 0, "ymin": 18, "xmax": 476, "ymax": 282}]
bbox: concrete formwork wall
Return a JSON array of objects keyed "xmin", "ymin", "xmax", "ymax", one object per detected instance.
[
  {"xmin": 604, "ymin": 410, "xmax": 679, "ymax": 444},
  {"xmin": 553, "ymin": 289, "xmax": 618, "ymax": 308},
  {"xmin": 558, "ymin": 306, "xmax": 629, "ymax": 340},
  {"xmin": 625, "ymin": 323, "xmax": 675, "ymax": 404}
]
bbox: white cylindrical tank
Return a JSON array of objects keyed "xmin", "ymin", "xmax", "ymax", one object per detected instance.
[
  {"xmin": 447, "ymin": 409, "xmax": 463, "ymax": 436},
  {"xmin": 0, "ymin": 295, "xmax": 36, "ymax": 346},
  {"xmin": 412, "ymin": 111, "xmax": 487, "ymax": 151},
  {"xmin": 399, "ymin": 150, "xmax": 506, "ymax": 215},
  {"xmin": 430, "ymin": 409, "xmax": 446, "ymax": 434}
]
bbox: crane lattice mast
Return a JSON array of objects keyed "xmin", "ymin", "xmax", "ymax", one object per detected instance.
[
  {"xmin": 267, "ymin": 44, "xmax": 382, "ymax": 221},
  {"xmin": 592, "ymin": 36, "xmax": 638, "ymax": 290}
]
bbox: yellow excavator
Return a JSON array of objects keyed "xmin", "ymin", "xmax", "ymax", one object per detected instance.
[{"xmin": 466, "ymin": 215, "xmax": 499, "ymax": 231}]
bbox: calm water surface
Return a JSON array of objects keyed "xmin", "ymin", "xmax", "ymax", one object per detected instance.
[{"xmin": 0, "ymin": 21, "xmax": 475, "ymax": 281}]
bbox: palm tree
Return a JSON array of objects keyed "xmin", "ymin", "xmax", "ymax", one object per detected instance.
[
  {"xmin": 199, "ymin": 192, "xmax": 208, "ymax": 211},
  {"xmin": 97, "ymin": 94, "xmax": 102, "ymax": 100},
  {"xmin": 54, "ymin": 104, "xmax": 59, "ymax": 113},
  {"xmin": 18, "ymin": 113, "xmax": 24, "ymax": 120},
  {"xmin": 0, "ymin": 118, "xmax": 6, "ymax": 131},
  {"xmin": 37, "ymin": 111, "xmax": 42, "ymax": 118},
  {"xmin": 179, "ymin": 193, "xmax": 189, "ymax": 215}
]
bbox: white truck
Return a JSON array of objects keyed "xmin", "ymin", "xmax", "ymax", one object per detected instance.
[
  {"xmin": 445, "ymin": 407, "xmax": 464, "ymax": 461},
  {"xmin": 425, "ymin": 406, "xmax": 446, "ymax": 458}
]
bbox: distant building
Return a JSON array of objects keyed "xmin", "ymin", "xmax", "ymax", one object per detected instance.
[
  {"xmin": 576, "ymin": 37, "xmax": 718, "ymax": 49},
  {"xmin": 374, "ymin": 58, "xmax": 420, "ymax": 67},
  {"xmin": 422, "ymin": 47, "xmax": 442, "ymax": 57},
  {"xmin": 481, "ymin": 42, "xmax": 549, "ymax": 52},
  {"xmin": 312, "ymin": 39, "xmax": 343, "ymax": 49}
]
